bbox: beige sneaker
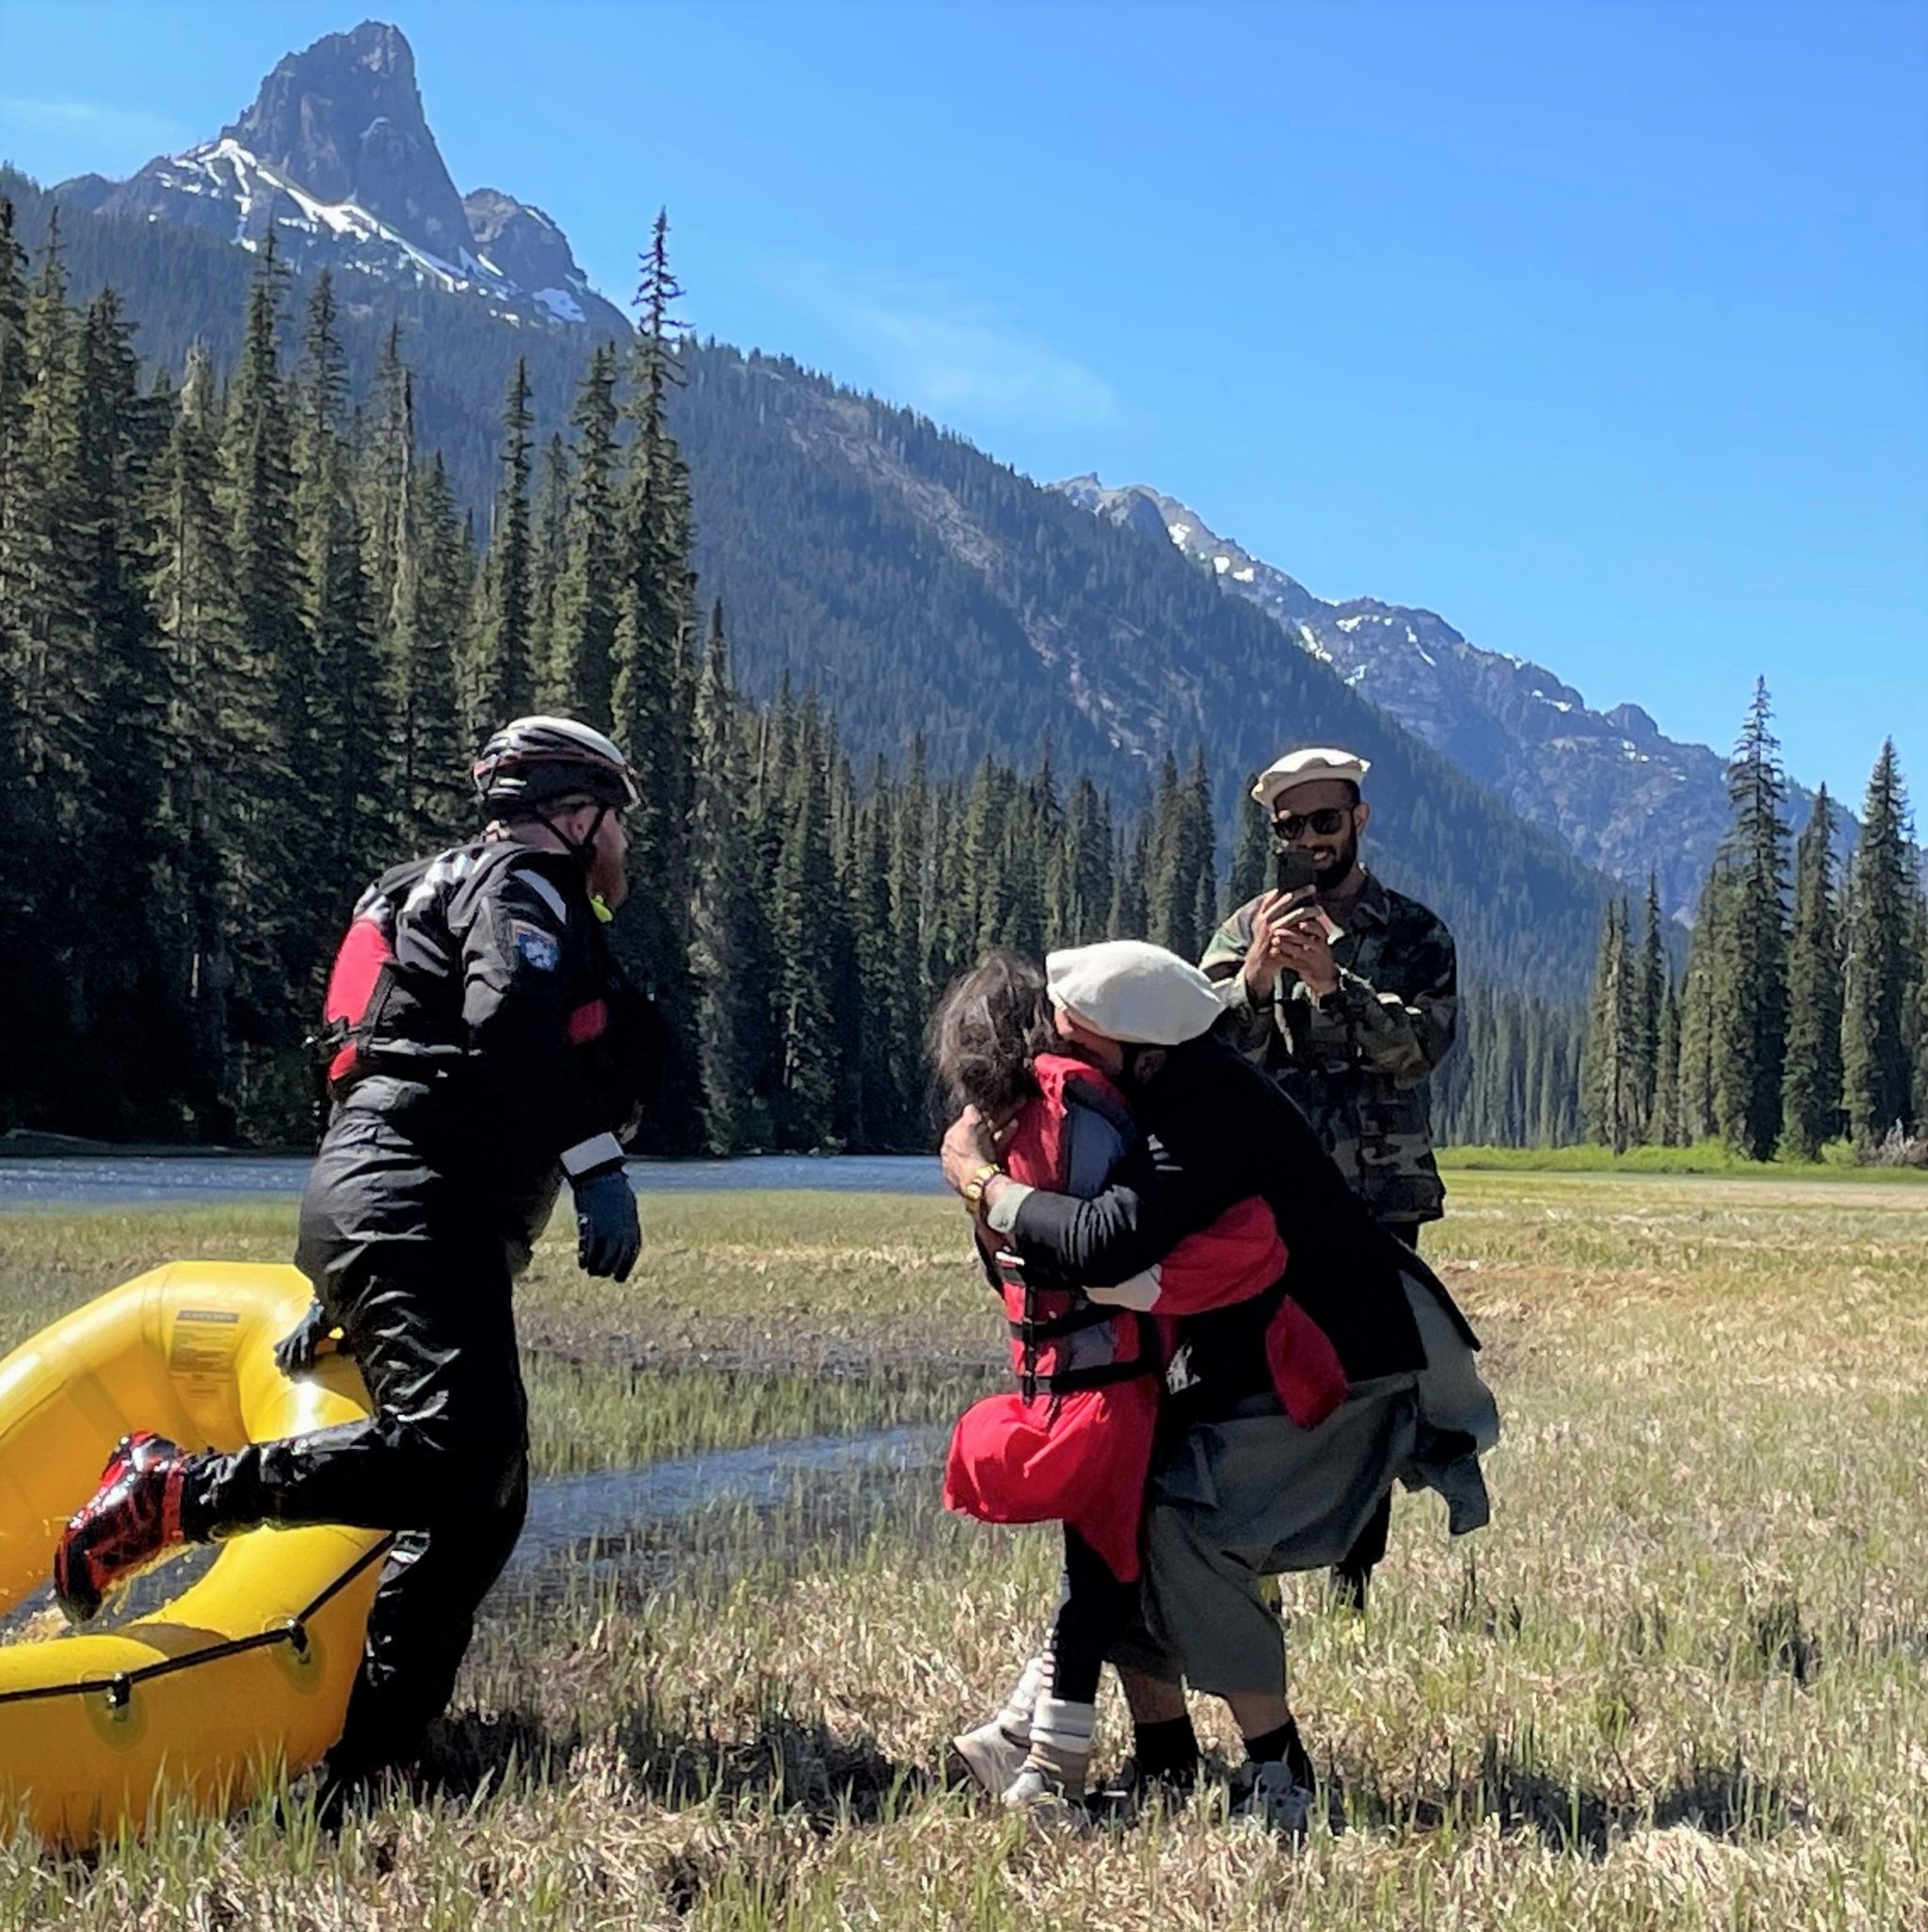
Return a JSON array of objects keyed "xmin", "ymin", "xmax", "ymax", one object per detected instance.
[
  {"xmin": 952, "ymin": 1655, "xmax": 1050, "ymax": 1795},
  {"xmin": 952, "ymin": 1716, "xmax": 1031, "ymax": 1796}
]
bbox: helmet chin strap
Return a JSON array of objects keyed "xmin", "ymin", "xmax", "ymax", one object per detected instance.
[{"xmin": 531, "ymin": 801, "xmax": 610, "ymax": 873}]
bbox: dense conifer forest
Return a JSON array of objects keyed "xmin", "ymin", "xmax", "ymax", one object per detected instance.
[
  {"xmin": 1577, "ymin": 685, "xmax": 1928, "ymax": 1162},
  {"xmin": 0, "ymin": 167, "xmax": 1628, "ymax": 1013},
  {"xmin": 0, "ymin": 193, "xmax": 1599, "ymax": 1152},
  {"xmin": 16, "ymin": 188, "xmax": 1907, "ymax": 1158}
]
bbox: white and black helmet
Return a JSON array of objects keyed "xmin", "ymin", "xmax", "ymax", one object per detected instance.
[{"xmin": 473, "ymin": 716, "xmax": 641, "ymax": 815}]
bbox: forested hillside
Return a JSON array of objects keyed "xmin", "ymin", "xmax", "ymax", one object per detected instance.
[
  {"xmin": 0, "ymin": 188, "xmax": 1620, "ymax": 1150},
  {"xmin": 0, "ymin": 166, "xmax": 1615, "ymax": 1006}
]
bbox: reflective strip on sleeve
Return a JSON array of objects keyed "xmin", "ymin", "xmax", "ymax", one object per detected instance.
[{"xmin": 560, "ymin": 1132, "xmax": 626, "ymax": 1178}]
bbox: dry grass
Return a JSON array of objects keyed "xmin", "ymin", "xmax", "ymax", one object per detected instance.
[{"xmin": 3, "ymin": 1174, "xmax": 1926, "ymax": 1928}]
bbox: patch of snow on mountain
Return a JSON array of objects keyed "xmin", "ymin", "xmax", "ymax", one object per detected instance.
[
  {"xmin": 1231, "ymin": 566, "xmax": 1255, "ymax": 583},
  {"xmin": 1167, "ymin": 524, "xmax": 1192, "ymax": 545},
  {"xmin": 1295, "ymin": 623, "xmax": 1333, "ymax": 664},
  {"xmin": 1336, "ymin": 615, "xmax": 1364, "ymax": 633},
  {"xmin": 535, "ymin": 286, "xmax": 586, "ymax": 324},
  {"xmin": 1417, "ymin": 648, "xmax": 1437, "ymax": 667},
  {"xmin": 1213, "ymin": 555, "xmax": 1231, "ymax": 574}
]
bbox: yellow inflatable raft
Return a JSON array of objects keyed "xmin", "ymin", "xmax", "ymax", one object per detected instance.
[{"xmin": 0, "ymin": 1263, "xmax": 388, "ymax": 1843}]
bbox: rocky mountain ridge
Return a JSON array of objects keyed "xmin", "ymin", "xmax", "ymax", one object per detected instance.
[
  {"xmin": 1057, "ymin": 475, "xmax": 1812, "ymax": 917},
  {"xmin": 56, "ymin": 21, "xmax": 627, "ymax": 336}
]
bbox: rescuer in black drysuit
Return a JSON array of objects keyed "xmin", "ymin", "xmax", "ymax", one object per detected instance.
[{"xmin": 55, "ymin": 716, "xmax": 662, "ymax": 1817}]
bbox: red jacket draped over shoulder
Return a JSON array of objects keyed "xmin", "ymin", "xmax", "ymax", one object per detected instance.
[{"xmin": 943, "ymin": 1055, "xmax": 1336, "ymax": 1581}]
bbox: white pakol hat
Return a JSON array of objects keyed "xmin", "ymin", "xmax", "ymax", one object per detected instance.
[
  {"xmin": 1251, "ymin": 747, "xmax": 1371, "ymax": 813},
  {"xmin": 1045, "ymin": 940, "xmax": 1226, "ymax": 1046}
]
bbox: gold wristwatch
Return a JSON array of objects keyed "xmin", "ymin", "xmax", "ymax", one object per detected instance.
[{"xmin": 961, "ymin": 1162, "xmax": 1000, "ymax": 1216}]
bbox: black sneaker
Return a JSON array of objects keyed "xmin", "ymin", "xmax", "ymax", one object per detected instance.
[
  {"xmin": 1090, "ymin": 1752, "xmax": 1199, "ymax": 1818},
  {"xmin": 1229, "ymin": 1759, "xmax": 1314, "ymax": 1837}
]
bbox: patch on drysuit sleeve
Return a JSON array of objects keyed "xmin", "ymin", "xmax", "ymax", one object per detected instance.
[{"xmin": 511, "ymin": 921, "xmax": 561, "ymax": 972}]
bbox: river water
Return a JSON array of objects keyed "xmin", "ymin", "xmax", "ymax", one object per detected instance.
[
  {"xmin": 0, "ymin": 1425, "xmax": 945, "ymax": 1641},
  {"xmin": 0, "ymin": 1152, "xmax": 945, "ymax": 1211}
]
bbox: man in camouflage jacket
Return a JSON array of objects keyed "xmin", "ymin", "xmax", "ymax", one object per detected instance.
[{"xmin": 1201, "ymin": 747, "xmax": 1458, "ymax": 1602}]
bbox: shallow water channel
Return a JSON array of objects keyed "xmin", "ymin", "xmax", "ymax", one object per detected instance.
[
  {"xmin": 507, "ymin": 1425, "xmax": 942, "ymax": 1585},
  {"xmin": 0, "ymin": 1152, "xmax": 944, "ymax": 1211},
  {"xmin": 0, "ymin": 1425, "xmax": 946, "ymax": 1643}
]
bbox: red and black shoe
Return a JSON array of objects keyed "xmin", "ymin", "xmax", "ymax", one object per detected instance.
[{"xmin": 52, "ymin": 1430, "xmax": 192, "ymax": 1624}]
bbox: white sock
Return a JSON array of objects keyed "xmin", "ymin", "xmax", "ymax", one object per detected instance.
[
  {"xmin": 996, "ymin": 1654, "xmax": 1052, "ymax": 1742},
  {"xmin": 1024, "ymin": 1695, "xmax": 1097, "ymax": 1779}
]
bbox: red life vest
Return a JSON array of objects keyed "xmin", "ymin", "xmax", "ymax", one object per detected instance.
[
  {"xmin": 312, "ymin": 862, "xmax": 430, "ymax": 1096},
  {"xmin": 990, "ymin": 1055, "xmax": 1158, "ymax": 1399},
  {"xmin": 312, "ymin": 846, "xmax": 620, "ymax": 1106}
]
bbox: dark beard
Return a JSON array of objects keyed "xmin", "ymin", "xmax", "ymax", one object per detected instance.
[{"xmin": 1314, "ymin": 836, "xmax": 1358, "ymax": 894}]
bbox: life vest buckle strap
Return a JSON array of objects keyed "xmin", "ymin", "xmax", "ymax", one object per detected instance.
[
  {"xmin": 1005, "ymin": 1304, "xmax": 1119, "ymax": 1343},
  {"xmin": 1041, "ymin": 1358, "xmax": 1158, "ymax": 1393}
]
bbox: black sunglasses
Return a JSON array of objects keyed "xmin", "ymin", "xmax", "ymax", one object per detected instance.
[{"xmin": 1272, "ymin": 807, "xmax": 1353, "ymax": 840}]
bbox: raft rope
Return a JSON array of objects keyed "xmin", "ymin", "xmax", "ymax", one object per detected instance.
[{"xmin": 0, "ymin": 1534, "xmax": 396, "ymax": 1711}]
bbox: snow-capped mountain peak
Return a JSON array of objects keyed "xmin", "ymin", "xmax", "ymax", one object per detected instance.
[
  {"xmin": 56, "ymin": 21, "xmax": 626, "ymax": 336},
  {"xmin": 1056, "ymin": 475, "xmax": 1775, "ymax": 916}
]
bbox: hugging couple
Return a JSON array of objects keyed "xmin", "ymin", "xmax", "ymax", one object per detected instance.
[{"xmin": 932, "ymin": 940, "xmax": 1499, "ymax": 1829}]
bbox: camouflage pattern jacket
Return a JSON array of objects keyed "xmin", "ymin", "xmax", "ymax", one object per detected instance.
[{"xmin": 1201, "ymin": 873, "xmax": 1457, "ymax": 1225}]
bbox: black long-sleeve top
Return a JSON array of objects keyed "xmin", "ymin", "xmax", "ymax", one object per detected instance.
[
  {"xmin": 350, "ymin": 839, "xmax": 653, "ymax": 1184},
  {"xmin": 988, "ymin": 1033, "xmax": 1474, "ymax": 1410}
]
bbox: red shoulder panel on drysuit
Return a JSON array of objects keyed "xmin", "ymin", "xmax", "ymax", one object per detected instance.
[{"xmin": 322, "ymin": 915, "xmax": 396, "ymax": 1082}]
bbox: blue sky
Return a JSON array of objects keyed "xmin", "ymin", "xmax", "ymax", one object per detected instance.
[{"xmin": 2, "ymin": 0, "xmax": 1924, "ymax": 808}]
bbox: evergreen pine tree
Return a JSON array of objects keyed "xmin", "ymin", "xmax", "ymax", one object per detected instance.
[
  {"xmin": 1634, "ymin": 873, "xmax": 1666, "ymax": 1136},
  {"xmin": 1228, "ymin": 778, "xmax": 1270, "ymax": 910},
  {"xmin": 1711, "ymin": 681, "xmax": 1791, "ymax": 1159},
  {"xmin": 392, "ymin": 437, "xmax": 467, "ymax": 847},
  {"xmin": 772, "ymin": 692, "xmax": 839, "ymax": 1145},
  {"xmin": 962, "ymin": 757, "xmax": 1015, "ymax": 953},
  {"xmin": 8, "ymin": 208, "xmax": 88, "ymax": 798},
  {"xmin": 1056, "ymin": 773, "xmax": 1111, "ymax": 942},
  {"xmin": 148, "ymin": 345, "xmax": 248, "ymax": 1130},
  {"xmin": 1652, "ymin": 976, "xmax": 1682, "ymax": 1146},
  {"xmin": 1111, "ymin": 815, "xmax": 1149, "ymax": 939},
  {"xmin": 219, "ymin": 235, "xmax": 316, "ymax": 1121},
  {"xmin": 548, "ymin": 343, "xmax": 621, "ymax": 725},
  {"xmin": 610, "ymin": 214, "xmax": 698, "ymax": 1119},
  {"xmin": 850, "ymin": 771, "xmax": 903, "ymax": 1143},
  {"xmin": 359, "ymin": 321, "xmax": 410, "ymax": 658},
  {"xmin": 1842, "ymin": 740, "xmax": 1916, "ymax": 1145},
  {"xmin": 465, "ymin": 356, "xmax": 535, "ymax": 736},
  {"xmin": 526, "ymin": 429, "xmax": 570, "ymax": 707},
  {"xmin": 1675, "ymin": 872, "xmax": 1723, "ymax": 1143},
  {"xmin": 1186, "ymin": 749, "xmax": 1217, "ymax": 958},
  {"xmin": 294, "ymin": 271, "xmax": 383, "ymax": 914},
  {"xmin": 1907, "ymin": 900, "xmax": 1928, "ymax": 1136},
  {"xmin": 890, "ymin": 734, "xmax": 935, "ymax": 1056},
  {"xmin": 1145, "ymin": 751, "xmax": 1187, "ymax": 955},
  {"xmin": 1780, "ymin": 784, "xmax": 1845, "ymax": 1159},
  {"xmin": 1582, "ymin": 899, "xmax": 1638, "ymax": 1151},
  {"xmin": 687, "ymin": 603, "xmax": 761, "ymax": 1150}
]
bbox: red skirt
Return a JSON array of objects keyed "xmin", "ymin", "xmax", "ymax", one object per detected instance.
[{"xmin": 942, "ymin": 1378, "xmax": 1160, "ymax": 1583}]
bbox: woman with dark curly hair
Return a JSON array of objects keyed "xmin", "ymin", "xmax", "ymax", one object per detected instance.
[
  {"xmin": 940, "ymin": 938, "xmax": 1499, "ymax": 1832},
  {"xmin": 931, "ymin": 950, "xmax": 1295, "ymax": 1810}
]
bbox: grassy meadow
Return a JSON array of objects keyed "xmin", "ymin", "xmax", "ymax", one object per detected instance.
[{"xmin": 2, "ymin": 1173, "xmax": 1925, "ymax": 1928}]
